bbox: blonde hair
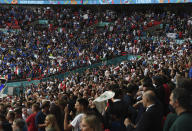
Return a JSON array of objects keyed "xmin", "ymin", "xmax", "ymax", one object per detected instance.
[
  {"xmin": 82, "ymin": 114, "xmax": 103, "ymax": 131},
  {"xmin": 46, "ymin": 114, "xmax": 60, "ymax": 131}
]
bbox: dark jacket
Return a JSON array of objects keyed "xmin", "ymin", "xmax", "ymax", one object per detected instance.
[
  {"xmin": 104, "ymin": 99, "xmax": 128, "ymax": 131},
  {"xmin": 126, "ymin": 104, "xmax": 163, "ymax": 131},
  {"xmin": 169, "ymin": 112, "xmax": 192, "ymax": 131}
]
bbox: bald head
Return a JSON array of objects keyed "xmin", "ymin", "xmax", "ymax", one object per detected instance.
[
  {"xmin": 144, "ymin": 90, "xmax": 155, "ymax": 96},
  {"xmin": 142, "ymin": 90, "xmax": 156, "ymax": 107}
]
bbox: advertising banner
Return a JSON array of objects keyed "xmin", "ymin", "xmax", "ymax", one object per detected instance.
[{"xmin": 0, "ymin": 0, "xmax": 191, "ymax": 4}]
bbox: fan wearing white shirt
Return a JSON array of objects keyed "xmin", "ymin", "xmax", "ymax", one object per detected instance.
[{"xmin": 64, "ymin": 98, "xmax": 89, "ymax": 131}]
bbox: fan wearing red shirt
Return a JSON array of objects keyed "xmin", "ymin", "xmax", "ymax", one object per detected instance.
[{"xmin": 26, "ymin": 103, "xmax": 39, "ymax": 131}]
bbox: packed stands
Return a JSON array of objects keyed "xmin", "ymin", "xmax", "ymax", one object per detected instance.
[{"xmin": 0, "ymin": 4, "xmax": 192, "ymax": 131}]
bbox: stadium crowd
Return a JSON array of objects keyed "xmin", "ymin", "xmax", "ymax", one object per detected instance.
[
  {"xmin": 0, "ymin": 6, "xmax": 192, "ymax": 80},
  {"xmin": 0, "ymin": 5, "xmax": 192, "ymax": 131}
]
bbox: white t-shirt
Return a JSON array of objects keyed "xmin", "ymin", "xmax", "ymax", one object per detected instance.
[{"xmin": 71, "ymin": 113, "xmax": 84, "ymax": 131}]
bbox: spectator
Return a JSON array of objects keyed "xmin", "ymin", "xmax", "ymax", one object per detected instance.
[
  {"xmin": 64, "ymin": 98, "xmax": 88, "ymax": 131},
  {"xmin": 26, "ymin": 103, "xmax": 39, "ymax": 131},
  {"xmin": 0, "ymin": 113, "xmax": 12, "ymax": 131},
  {"xmin": 14, "ymin": 107, "xmax": 23, "ymax": 120},
  {"xmin": 6, "ymin": 111, "xmax": 15, "ymax": 125},
  {"xmin": 104, "ymin": 87, "xmax": 128, "ymax": 131},
  {"xmin": 49, "ymin": 103, "xmax": 63, "ymax": 131},
  {"xmin": 124, "ymin": 90, "xmax": 163, "ymax": 131},
  {"xmin": 12, "ymin": 119, "xmax": 27, "ymax": 131},
  {"xmin": 80, "ymin": 114, "xmax": 103, "ymax": 131},
  {"xmin": 35, "ymin": 101, "xmax": 50, "ymax": 131},
  {"xmin": 45, "ymin": 114, "xmax": 60, "ymax": 131},
  {"xmin": 168, "ymin": 88, "xmax": 192, "ymax": 131},
  {"xmin": 188, "ymin": 58, "xmax": 192, "ymax": 79}
]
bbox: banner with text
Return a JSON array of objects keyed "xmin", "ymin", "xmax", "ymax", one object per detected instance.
[{"xmin": 0, "ymin": 0, "xmax": 191, "ymax": 4}]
